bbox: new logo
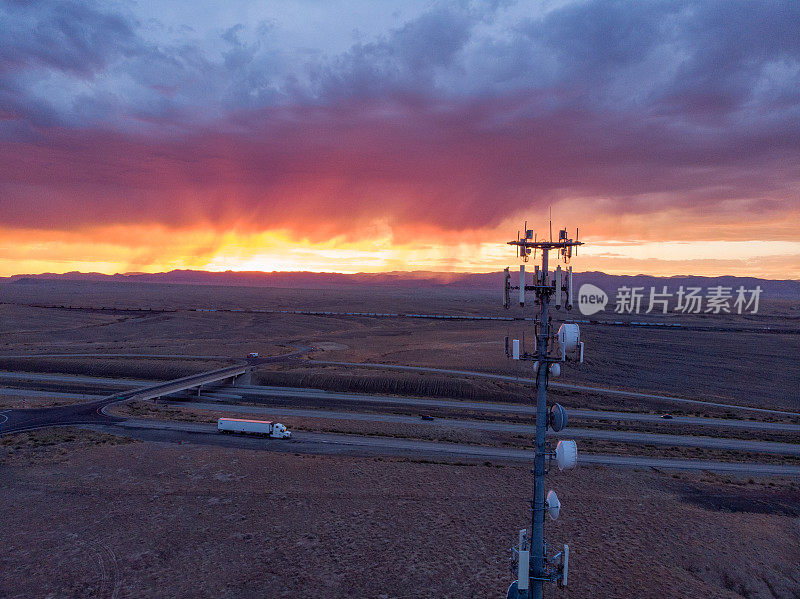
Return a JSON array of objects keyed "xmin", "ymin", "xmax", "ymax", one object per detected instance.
[{"xmin": 578, "ymin": 284, "xmax": 608, "ymax": 316}]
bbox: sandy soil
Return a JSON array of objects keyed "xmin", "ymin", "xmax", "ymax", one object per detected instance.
[
  {"xmin": 1, "ymin": 432, "xmax": 798, "ymax": 599},
  {"xmin": 2, "ymin": 282, "xmax": 799, "ymax": 598},
  {"xmin": 1, "ymin": 282, "xmax": 798, "ymax": 412}
]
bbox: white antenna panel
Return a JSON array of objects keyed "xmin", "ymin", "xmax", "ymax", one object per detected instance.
[
  {"xmin": 555, "ymin": 440, "xmax": 578, "ymax": 470},
  {"xmin": 512, "ymin": 339, "xmax": 520, "ymax": 360},
  {"xmin": 555, "ymin": 265, "xmax": 563, "ymax": 309},
  {"xmin": 518, "ymin": 551, "xmax": 530, "ymax": 590}
]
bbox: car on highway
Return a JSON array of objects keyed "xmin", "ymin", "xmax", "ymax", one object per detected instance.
[
  {"xmin": 660, "ymin": 414, "xmax": 673, "ymax": 419},
  {"xmin": 247, "ymin": 352, "xmax": 259, "ymax": 359},
  {"xmin": 420, "ymin": 414, "xmax": 435, "ymax": 421}
]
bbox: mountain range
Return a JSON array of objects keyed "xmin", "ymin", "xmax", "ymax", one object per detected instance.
[{"xmin": 4, "ymin": 269, "xmax": 800, "ymax": 298}]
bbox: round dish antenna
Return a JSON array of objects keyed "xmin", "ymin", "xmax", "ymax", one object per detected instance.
[
  {"xmin": 549, "ymin": 403, "xmax": 568, "ymax": 432},
  {"xmin": 546, "ymin": 490, "xmax": 561, "ymax": 520}
]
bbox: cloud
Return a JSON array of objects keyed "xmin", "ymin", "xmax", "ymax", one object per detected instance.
[
  {"xmin": 0, "ymin": 0, "xmax": 138, "ymax": 77},
  {"xmin": 0, "ymin": 0, "xmax": 798, "ymax": 247},
  {"xmin": 1, "ymin": 93, "xmax": 797, "ymax": 240}
]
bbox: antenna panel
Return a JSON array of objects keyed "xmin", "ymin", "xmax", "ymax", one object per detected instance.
[
  {"xmin": 566, "ymin": 266, "xmax": 573, "ymax": 309},
  {"xmin": 503, "ymin": 267, "xmax": 510, "ymax": 309},
  {"xmin": 512, "ymin": 339, "xmax": 520, "ymax": 360},
  {"xmin": 519, "ymin": 265, "xmax": 526, "ymax": 306},
  {"xmin": 517, "ymin": 551, "xmax": 530, "ymax": 590},
  {"xmin": 555, "ymin": 265, "xmax": 563, "ymax": 309},
  {"xmin": 555, "ymin": 440, "xmax": 578, "ymax": 470}
]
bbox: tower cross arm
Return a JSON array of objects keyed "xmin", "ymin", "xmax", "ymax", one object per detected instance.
[{"xmin": 507, "ymin": 240, "xmax": 583, "ymax": 250}]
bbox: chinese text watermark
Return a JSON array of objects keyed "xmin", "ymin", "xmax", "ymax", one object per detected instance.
[{"xmin": 578, "ymin": 284, "xmax": 762, "ymax": 316}]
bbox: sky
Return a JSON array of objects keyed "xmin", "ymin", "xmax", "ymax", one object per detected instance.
[{"xmin": 1, "ymin": 0, "xmax": 799, "ymax": 278}]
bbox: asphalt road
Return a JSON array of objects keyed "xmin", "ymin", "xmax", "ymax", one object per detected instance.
[
  {"xmin": 232, "ymin": 385, "xmax": 800, "ymax": 433},
  {"xmin": 0, "ymin": 371, "xmax": 150, "ymax": 387},
  {"xmin": 86, "ymin": 419, "xmax": 800, "ymax": 477},
  {"xmin": 4, "ymin": 380, "xmax": 798, "ymax": 453},
  {"xmin": 4, "ymin": 373, "xmax": 798, "ymax": 433},
  {"xmin": 0, "ymin": 353, "xmax": 235, "ymax": 361},
  {"xmin": 3, "ymin": 356, "xmax": 798, "ymax": 474},
  {"xmin": 0, "ymin": 398, "xmax": 126, "ymax": 435},
  {"xmin": 164, "ymin": 400, "xmax": 800, "ymax": 456},
  {"xmin": 0, "ymin": 351, "xmax": 307, "ymax": 436},
  {"xmin": 310, "ymin": 360, "xmax": 800, "ymax": 418},
  {"xmin": 0, "ymin": 388, "xmax": 103, "ymax": 401}
]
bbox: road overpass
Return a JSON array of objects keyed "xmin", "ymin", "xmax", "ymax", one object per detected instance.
[{"xmin": 0, "ymin": 364, "xmax": 254, "ymax": 435}]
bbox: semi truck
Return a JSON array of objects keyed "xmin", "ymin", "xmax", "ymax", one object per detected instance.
[{"xmin": 217, "ymin": 417, "xmax": 292, "ymax": 438}]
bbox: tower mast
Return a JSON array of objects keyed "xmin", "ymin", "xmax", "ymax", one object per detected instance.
[{"xmin": 504, "ymin": 223, "xmax": 583, "ymax": 599}]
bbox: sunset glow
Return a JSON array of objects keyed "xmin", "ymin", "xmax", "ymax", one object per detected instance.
[{"xmin": 2, "ymin": 1, "xmax": 799, "ymax": 278}]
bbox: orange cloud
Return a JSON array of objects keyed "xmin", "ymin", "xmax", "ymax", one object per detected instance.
[{"xmin": 3, "ymin": 221, "xmax": 800, "ymax": 278}]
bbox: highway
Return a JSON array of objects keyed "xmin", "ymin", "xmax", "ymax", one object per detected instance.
[
  {"xmin": 156, "ymin": 400, "xmax": 800, "ymax": 456},
  {"xmin": 7, "ymin": 301, "xmax": 799, "ymax": 334},
  {"xmin": 0, "ymin": 348, "xmax": 308, "ymax": 366},
  {"xmin": 309, "ymin": 360, "xmax": 800, "ymax": 418},
  {"xmin": 5, "ymin": 379, "xmax": 799, "ymax": 453},
  {"xmin": 0, "ymin": 353, "xmax": 235, "ymax": 361},
  {"xmin": 2, "ymin": 357, "xmax": 799, "ymax": 474},
  {"xmin": 0, "ymin": 348, "xmax": 314, "ymax": 435},
  {"xmin": 3, "ymin": 373, "xmax": 799, "ymax": 433},
  {"xmin": 0, "ymin": 371, "xmax": 149, "ymax": 387},
  {"xmin": 85, "ymin": 418, "xmax": 800, "ymax": 477},
  {"xmin": 232, "ymin": 385, "xmax": 800, "ymax": 433},
  {"xmin": 1, "ymin": 365, "xmax": 252, "ymax": 435},
  {"xmin": 0, "ymin": 388, "xmax": 103, "ymax": 401}
]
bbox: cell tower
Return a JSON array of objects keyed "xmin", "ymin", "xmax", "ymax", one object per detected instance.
[{"xmin": 503, "ymin": 221, "xmax": 584, "ymax": 599}]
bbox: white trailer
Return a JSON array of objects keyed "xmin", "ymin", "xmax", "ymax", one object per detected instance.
[{"xmin": 217, "ymin": 418, "xmax": 291, "ymax": 439}]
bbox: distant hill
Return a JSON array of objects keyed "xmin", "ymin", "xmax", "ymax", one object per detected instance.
[{"xmin": 3, "ymin": 269, "xmax": 800, "ymax": 298}]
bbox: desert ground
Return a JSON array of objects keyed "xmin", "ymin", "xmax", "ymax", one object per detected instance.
[
  {"xmin": 2, "ymin": 432, "xmax": 798, "ymax": 599},
  {"xmin": 1, "ymin": 279, "xmax": 799, "ymax": 598}
]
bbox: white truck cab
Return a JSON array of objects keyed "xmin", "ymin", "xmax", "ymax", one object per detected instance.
[{"xmin": 271, "ymin": 423, "xmax": 291, "ymax": 439}]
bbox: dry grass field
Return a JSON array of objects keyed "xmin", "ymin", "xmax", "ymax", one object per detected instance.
[
  {"xmin": 1, "ymin": 280, "xmax": 799, "ymax": 598},
  {"xmin": 1, "ymin": 280, "xmax": 799, "ymax": 412},
  {"xmin": 1, "ymin": 432, "xmax": 798, "ymax": 599}
]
